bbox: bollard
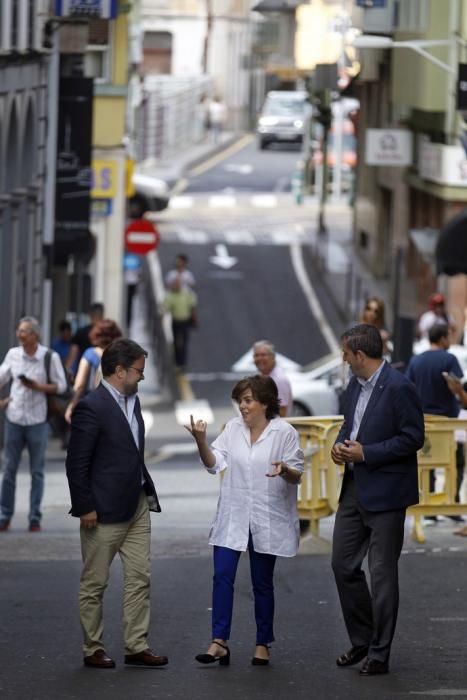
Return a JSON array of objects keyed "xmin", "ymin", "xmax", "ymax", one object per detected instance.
[{"xmin": 291, "ymin": 160, "xmax": 305, "ymax": 205}]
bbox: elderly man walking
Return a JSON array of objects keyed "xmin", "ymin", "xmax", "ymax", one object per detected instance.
[
  {"xmin": 0, "ymin": 316, "xmax": 67, "ymax": 532},
  {"xmin": 253, "ymin": 340, "xmax": 292, "ymax": 417}
]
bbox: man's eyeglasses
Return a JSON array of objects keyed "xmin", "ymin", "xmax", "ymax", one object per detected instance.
[{"xmin": 128, "ymin": 366, "xmax": 145, "ymax": 376}]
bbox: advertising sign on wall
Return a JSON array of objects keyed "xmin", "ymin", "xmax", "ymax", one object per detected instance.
[{"xmin": 365, "ymin": 129, "xmax": 413, "ymax": 166}]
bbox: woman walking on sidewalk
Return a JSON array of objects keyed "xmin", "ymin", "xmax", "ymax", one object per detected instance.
[{"xmin": 186, "ymin": 375, "xmax": 304, "ymax": 666}]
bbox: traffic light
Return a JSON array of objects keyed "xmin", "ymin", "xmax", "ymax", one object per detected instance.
[{"xmin": 315, "ymin": 103, "xmax": 332, "ymax": 130}]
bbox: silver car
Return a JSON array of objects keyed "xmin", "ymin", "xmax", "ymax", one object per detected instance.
[{"xmin": 256, "ymin": 91, "xmax": 309, "ymax": 150}]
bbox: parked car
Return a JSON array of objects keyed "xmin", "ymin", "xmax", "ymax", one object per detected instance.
[
  {"xmin": 129, "ymin": 172, "xmax": 171, "ymax": 218},
  {"xmin": 231, "ymin": 350, "xmax": 346, "ymax": 417},
  {"xmin": 256, "ymin": 90, "xmax": 310, "ymax": 150},
  {"xmin": 288, "ymin": 352, "xmax": 347, "ymax": 416}
]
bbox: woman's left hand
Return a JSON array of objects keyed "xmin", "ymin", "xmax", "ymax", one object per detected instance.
[
  {"xmin": 185, "ymin": 414, "xmax": 208, "ymax": 443},
  {"xmin": 266, "ymin": 461, "xmax": 288, "ymax": 478}
]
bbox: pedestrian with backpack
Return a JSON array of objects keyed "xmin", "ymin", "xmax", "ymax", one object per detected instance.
[{"xmin": 0, "ymin": 316, "xmax": 67, "ymax": 532}]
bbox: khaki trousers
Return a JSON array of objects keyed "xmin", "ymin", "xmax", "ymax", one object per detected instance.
[{"xmin": 79, "ymin": 491, "xmax": 151, "ymax": 656}]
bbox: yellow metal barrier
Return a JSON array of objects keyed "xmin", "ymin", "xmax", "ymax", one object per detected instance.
[
  {"xmin": 288, "ymin": 416, "xmax": 343, "ymax": 536},
  {"xmin": 408, "ymin": 415, "xmax": 467, "ymax": 544},
  {"xmin": 289, "ymin": 414, "xmax": 467, "ymax": 543}
]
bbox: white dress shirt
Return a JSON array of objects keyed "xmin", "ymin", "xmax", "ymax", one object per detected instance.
[
  {"xmin": 206, "ymin": 417, "xmax": 304, "ymax": 557},
  {"xmin": 101, "ymin": 379, "xmax": 139, "ymax": 450},
  {"xmin": 0, "ymin": 344, "xmax": 67, "ymax": 426}
]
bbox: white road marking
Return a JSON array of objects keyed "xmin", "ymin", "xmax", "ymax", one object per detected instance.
[
  {"xmin": 188, "ymin": 134, "xmax": 254, "ymax": 176},
  {"xmin": 289, "ymin": 242, "xmax": 340, "ymax": 354},
  {"xmin": 169, "ymin": 196, "xmax": 195, "ymax": 209},
  {"xmin": 177, "ymin": 229, "xmax": 209, "ymax": 244},
  {"xmin": 224, "ymin": 163, "xmax": 253, "ymax": 174},
  {"xmin": 209, "ymin": 243, "xmax": 238, "ymax": 269},
  {"xmin": 175, "ymin": 399, "xmax": 214, "ymax": 426},
  {"xmin": 224, "ymin": 229, "xmax": 256, "ymax": 245},
  {"xmin": 141, "ymin": 410, "xmax": 154, "ymax": 432},
  {"xmin": 208, "ymin": 194, "xmax": 236, "ymax": 208},
  {"xmin": 250, "ymin": 194, "xmax": 277, "ymax": 207}
]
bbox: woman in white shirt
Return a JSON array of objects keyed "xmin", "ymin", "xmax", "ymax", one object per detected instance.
[{"xmin": 187, "ymin": 375, "xmax": 304, "ymax": 667}]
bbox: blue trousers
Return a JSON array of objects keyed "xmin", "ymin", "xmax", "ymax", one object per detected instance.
[
  {"xmin": 0, "ymin": 419, "xmax": 48, "ymax": 523},
  {"xmin": 212, "ymin": 534, "xmax": 276, "ymax": 644}
]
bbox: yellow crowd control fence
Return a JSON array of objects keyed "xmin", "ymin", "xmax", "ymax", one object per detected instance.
[{"xmin": 288, "ymin": 415, "xmax": 467, "ymax": 542}]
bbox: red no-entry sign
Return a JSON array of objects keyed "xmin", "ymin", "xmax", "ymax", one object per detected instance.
[{"xmin": 125, "ymin": 219, "xmax": 160, "ymax": 255}]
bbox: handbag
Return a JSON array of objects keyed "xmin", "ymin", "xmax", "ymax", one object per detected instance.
[{"xmin": 44, "ymin": 350, "xmax": 73, "ymax": 419}]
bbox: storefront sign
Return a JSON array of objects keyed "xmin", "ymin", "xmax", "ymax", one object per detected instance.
[
  {"xmin": 365, "ymin": 129, "xmax": 412, "ymax": 166},
  {"xmin": 91, "ymin": 199, "xmax": 113, "ymax": 217},
  {"xmin": 55, "ymin": 0, "xmax": 118, "ymax": 18},
  {"xmin": 418, "ymin": 140, "xmax": 467, "ymax": 187},
  {"xmin": 91, "ymin": 160, "xmax": 118, "ymax": 199}
]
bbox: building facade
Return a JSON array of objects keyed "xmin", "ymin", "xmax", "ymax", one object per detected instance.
[{"xmin": 351, "ymin": 0, "xmax": 467, "ymax": 336}]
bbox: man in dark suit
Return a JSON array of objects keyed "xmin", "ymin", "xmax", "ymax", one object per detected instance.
[
  {"xmin": 331, "ymin": 324, "xmax": 424, "ymax": 676},
  {"xmin": 66, "ymin": 338, "xmax": 167, "ymax": 669}
]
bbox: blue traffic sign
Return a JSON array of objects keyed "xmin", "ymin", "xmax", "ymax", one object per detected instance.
[{"xmin": 55, "ymin": 0, "xmax": 118, "ymax": 19}]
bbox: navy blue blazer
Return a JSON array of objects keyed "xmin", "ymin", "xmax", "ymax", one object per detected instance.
[
  {"xmin": 335, "ymin": 362, "xmax": 425, "ymax": 512},
  {"xmin": 66, "ymin": 383, "xmax": 160, "ymax": 523}
]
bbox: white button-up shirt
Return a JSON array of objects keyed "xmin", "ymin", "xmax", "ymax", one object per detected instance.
[
  {"xmin": 206, "ymin": 416, "xmax": 304, "ymax": 557},
  {"xmin": 0, "ymin": 344, "xmax": 67, "ymax": 426}
]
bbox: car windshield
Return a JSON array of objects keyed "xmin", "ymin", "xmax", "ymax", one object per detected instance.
[{"xmin": 263, "ymin": 98, "xmax": 306, "ymax": 117}]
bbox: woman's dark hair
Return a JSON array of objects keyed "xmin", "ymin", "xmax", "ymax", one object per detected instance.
[
  {"xmin": 89, "ymin": 319, "xmax": 122, "ymax": 349},
  {"xmin": 341, "ymin": 324, "xmax": 383, "ymax": 359},
  {"xmin": 101, "ymin": 339, "xmax": 148, "ymax": 377},
  {"xmin": 231, "ymin": 375, "xmax": 280, "ymax": 420}
]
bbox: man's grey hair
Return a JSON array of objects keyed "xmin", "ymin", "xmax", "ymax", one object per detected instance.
[
  {"xmin": 253, "ymin": 340, "xmax": 275, "ymax": 355},
  {"xmin": 18, "ymin": 316, "xmax": 41, "ymax": 339}
]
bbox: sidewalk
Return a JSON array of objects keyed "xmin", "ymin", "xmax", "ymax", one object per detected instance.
[
  {"xmin": 300, "ymin": 199, "xmax": 392, "ymax": 333},
  {"xmin": 136, "ymin": 131, "xmax": 242, "ymax": 192}
]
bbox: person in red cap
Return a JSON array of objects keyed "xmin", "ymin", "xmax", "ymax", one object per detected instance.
[{"xmin": 418, "ymin": 293, "xmax": 456, "ymax": 340}]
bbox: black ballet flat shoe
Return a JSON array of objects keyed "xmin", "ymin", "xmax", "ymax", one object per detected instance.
[
  {"xmin": 251, "ymin": 644, "xmax": 270, "ymax": 666},
  {"xmin": 195, "ymin": 641, "xmax": 230, "ymax": 666}
]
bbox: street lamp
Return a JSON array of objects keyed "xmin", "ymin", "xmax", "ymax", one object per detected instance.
[{"xmin": 352, "ymin": 34, "xmax": 456, "ymax": 74}]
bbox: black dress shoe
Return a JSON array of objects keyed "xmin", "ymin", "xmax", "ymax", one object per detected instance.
[
  {"xmin": 84, "ymin": 649, "xmax": 116, "ymax": 669},
  {"xmin": 359, "ymin": 658, "xmax": 388, "ymax": 676},
  {"xmin": 336, "ymin": 645, "xmax": 369, "ymax": 667}
]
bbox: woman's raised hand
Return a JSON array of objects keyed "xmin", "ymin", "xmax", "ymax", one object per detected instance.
[{"xmin": 185, "ymin": 414, "xmax": 207, "ymax": 442}]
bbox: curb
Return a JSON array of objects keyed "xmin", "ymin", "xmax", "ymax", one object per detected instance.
[{"xmin": 180, "ymin": 132, "xmax": 246, "ymax": 175}]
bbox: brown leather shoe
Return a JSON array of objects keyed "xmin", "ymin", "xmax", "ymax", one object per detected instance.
[
  {"xmin": 124, "ymin": 648, "xmax": 168, "ymax": 667},
  {"xmin": 84, "ymin": 649, "xmax": 116, "ymax": 669},
  {"xmin": 359, "ymin": 658, "xmax": 389, "ymax": 676}
]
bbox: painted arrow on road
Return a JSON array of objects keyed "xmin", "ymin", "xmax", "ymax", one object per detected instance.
[{"xmin": 209, "ymin": 244, "xmax": 238, "ymax": 269}]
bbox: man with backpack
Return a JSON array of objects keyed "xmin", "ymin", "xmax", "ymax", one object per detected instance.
[{"xmin": 0, "ymin": 316, "xmax": 67, "ymax": 532}]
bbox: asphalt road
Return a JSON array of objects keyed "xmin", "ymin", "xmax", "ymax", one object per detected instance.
[
  {"xmin": 1, "ymin": 548, "xmax": 467, "ymax": 699},
  {"xmin": 185, "ymin": 138, "xmax": 301, "ymax": 193}
]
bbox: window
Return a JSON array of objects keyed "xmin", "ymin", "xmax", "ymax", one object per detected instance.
[
  {"xmin": 84, "ymin": 19, "xmax": 110, "ymax": 81},
  {"xmin": 393, "ymin": 0, "xmax": 427, "ymax": 33},
  {"xmin": 27, "ymin": 0, "xmax": 34, "ymax": 48},
  {"xmin": 11, "ymin": 0, "xmax": 18, "ymax": 49}
]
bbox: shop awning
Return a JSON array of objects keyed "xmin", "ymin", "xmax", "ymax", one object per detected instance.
[{"xmin": 436, "ymin": 209, "xmax": 467, "ymax": 275}]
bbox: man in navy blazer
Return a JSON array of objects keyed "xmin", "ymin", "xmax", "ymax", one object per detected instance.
[
  {"xmin": 66, "ymin": 338, "xmax": 167, "ymax": 669},
  {"xmin": 331, "ymin": 324, "xmax": 424, "ymax": 676}
]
